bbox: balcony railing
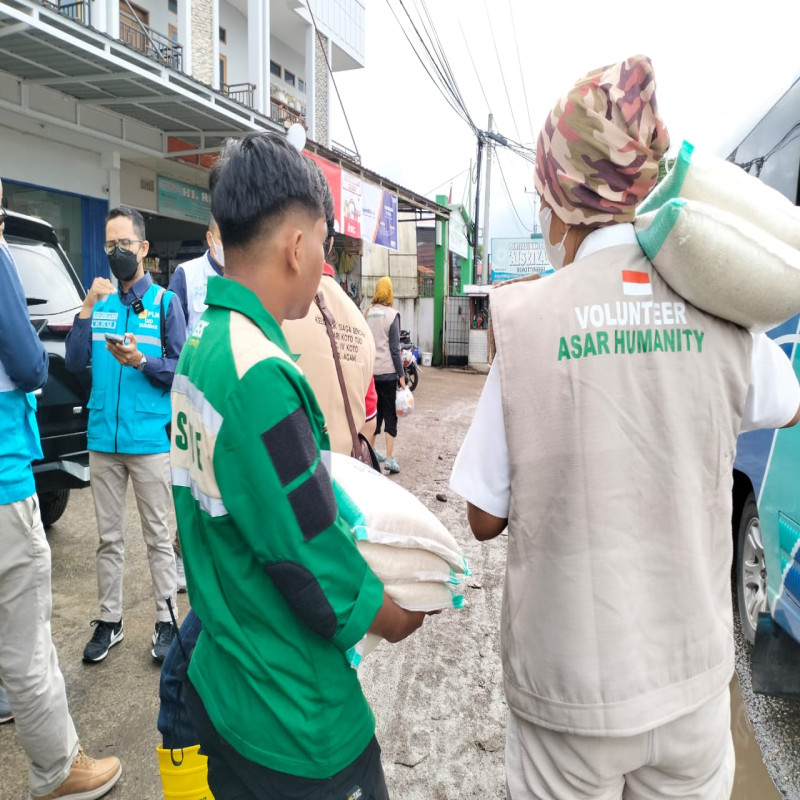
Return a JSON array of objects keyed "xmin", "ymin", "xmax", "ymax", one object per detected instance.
[
  {"xmin": 270, "ymin": 99, "xmax": 306, "ymax": 130},
  {"xmin": 119, "ymin": 13, "xmax": 183, "ymax": 71},
  {"xmin": 40, "ymin": 0, "xmax": 90, "ymax": 25},
  {"xmin": 222, "ymin": 82, "xmax": 255, "ymax": 108}
]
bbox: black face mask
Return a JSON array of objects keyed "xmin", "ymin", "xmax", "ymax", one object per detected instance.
[{"xmin": 107, "ymin": 248, "xmax": 139, "ymax": 282}]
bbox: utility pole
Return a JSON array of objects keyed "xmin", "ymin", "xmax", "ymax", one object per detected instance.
[
  {"xmin": 471, "ymin": 134, "xmax": 484, "ymax": 286},
  {"xmin": 481, "ymin": 113, "xmax": 494, "ymax": 284}
]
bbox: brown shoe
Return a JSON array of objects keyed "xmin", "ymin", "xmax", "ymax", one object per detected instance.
[{"xmin": 33, "ymin": 746, "xmax": 121, "ymax": 800}]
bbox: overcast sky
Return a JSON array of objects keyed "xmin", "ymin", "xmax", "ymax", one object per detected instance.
[{"xmin": 330, "ymin": 0, "xmax": 799, "ymax": 248}]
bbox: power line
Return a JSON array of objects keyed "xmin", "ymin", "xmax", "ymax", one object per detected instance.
[
  {"xmin": 506, "ymin": 0, "xmax": 536, "ymax": 145},
  {"xmin": 481, "ymin": 0, "xmax": 522, "ymax": 143},
  {"xmin": 303, "ymin": 0, "xmax": 359, "ymax": 155},
  {"xmin": 458, "ymin": 17, "xmax": 493, "ymax": 118},
  {"xmin": 424, "ymin": 167, "xmax": 470, "ymax": 197},
  {"xmin": 496, "ymin": 149, "xmax": 534, "ymax": 233},
  {"xmin": 385, "ymin": 0, "xmax": 477, "ymax": 132}
]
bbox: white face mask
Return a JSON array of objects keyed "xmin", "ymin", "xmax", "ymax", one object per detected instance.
[
  {"xmin": 539, "ymin": 205, "xmax": 568, "ymax": 271},
  {"xmin": 211, "ymin": 240, "xmax": 225, "ymax": 268}
]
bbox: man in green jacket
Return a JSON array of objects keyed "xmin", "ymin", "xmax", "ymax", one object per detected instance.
[{"xmin": 171, "ymin": 132, "xmax": 426, "ymax": 798}]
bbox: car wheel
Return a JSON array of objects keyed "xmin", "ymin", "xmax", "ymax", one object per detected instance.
[
  {"xmin": 736, "ymin": 493, "xmax": 767, "ymax": 645},
  {"xmin": 39, "ymin": 488, "xmax": 70, "ymax": 529}
]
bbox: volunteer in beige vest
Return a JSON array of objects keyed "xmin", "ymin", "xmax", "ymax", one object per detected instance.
[
  {"xmin": 451, "ymin": 56, "xmax": 800, "ymax": 800},
  {"xmin": 365, "ymin": 277, "xmax": 406, "ymax": 474},
  {"xmin": 283, "ymin": 272, "xmax": 375, "ymax": 455}
]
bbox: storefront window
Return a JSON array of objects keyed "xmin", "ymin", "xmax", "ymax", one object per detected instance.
[{"xmin": 3, "ymin": 182, "xmax": 84, "ymax": 278}]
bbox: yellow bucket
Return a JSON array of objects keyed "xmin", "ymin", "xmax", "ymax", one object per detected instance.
[{"xmin": 157, "ymin": 745, "xmax": 215, "ymax": 800}]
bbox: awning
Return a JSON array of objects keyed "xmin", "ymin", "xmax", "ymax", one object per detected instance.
[{"xmin": 0, "ymin": 0, "xmax": 282, "ymax": 158}]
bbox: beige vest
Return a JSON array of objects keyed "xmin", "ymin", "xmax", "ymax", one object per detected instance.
[
  {"xmin": 283, "ymin": 276, "xmax": 375, "ymax": 456},
  {"xmin": 491, "ymin": 243, "xmax": 752, "ymax": 736},
  {"xmin": 365, "ymin": 304, "xmax": 399, "ymax": 376}
]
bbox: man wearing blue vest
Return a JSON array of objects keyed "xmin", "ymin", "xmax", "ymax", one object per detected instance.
[
  {"xmin": 66, "ymin": 206, "xmax": 186, "ymax": 664},
  {"xmin": 0, "ymin": 181, "xmax": 122, "ymax": 799}
]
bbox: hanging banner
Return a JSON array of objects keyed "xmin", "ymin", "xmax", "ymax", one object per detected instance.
[
  {"xmin": 305, "ymin": 151, "xmax": 342, "ymax": 233},
  {"xmin": 341, "ymin": 170, "xmax": 362, "ymax": 239},
  {"xmin": 361, "ymin": 182, "xmax": 398, "ymax": 250}
]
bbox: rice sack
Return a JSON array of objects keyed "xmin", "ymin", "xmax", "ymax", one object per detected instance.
[
  {"xmin": 635, "ymin": 198, "xmax": 800, "ymax": 332},
  {"xmin": 638, "ymin": 140, "xmax": 800, "ymax": 250},
  {"xmin": 326, "ymin": 453, "xmax": 469, "ymax": 667}
]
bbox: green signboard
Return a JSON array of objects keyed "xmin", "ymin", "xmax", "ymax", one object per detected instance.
[{"xmin": 157, "ymin": 176, "xmax": 210, "ymax": 224}]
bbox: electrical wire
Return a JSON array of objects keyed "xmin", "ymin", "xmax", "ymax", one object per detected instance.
[
  {"xmin": 506, "ymin": 0, "xmax": 536, "ymax": 145},
  {"xmin": 482, "ymin": 0, "xmax": 522, "ymax": 143},
  {"xmin": 424, "ymin": 167, "xmax": 471, "ymax": 197},
  {"xmin": 303, "ymin": 0, "xmax": 359, "ymax": 155},
  {"xmin": 458, "ymin": 17, "xmax": 493, "ymax": 119},
  {"xmin": 385, "ymin": 0, "xmax": 477, "ymax": 132},
  {"xmin": 496, "ymin": 148, "xmax": 534, "ymax": 233}
]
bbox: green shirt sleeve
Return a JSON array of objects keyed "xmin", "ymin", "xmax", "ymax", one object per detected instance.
[{"xmin": 215, "ymin": 357, "xmax": 384, "ymax": 652}]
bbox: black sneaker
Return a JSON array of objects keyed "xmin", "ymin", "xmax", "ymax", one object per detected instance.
[
  {"xmin": 82, "ymin": 619, "xmax": 124, "ymax": 663},
  {"xmin": 152, "ymin": 621, "xmax": 177, "ymax": 662}
]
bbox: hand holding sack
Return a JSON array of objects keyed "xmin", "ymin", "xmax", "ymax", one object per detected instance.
[
  {"xmin": 326, "ymin": 453, "xmax": 469, "ymax": 668},
  {"xmin": 635, "ymin": 140, "xmax": 800, "ymax": 331},
  {"xmin": 396, "ymin": 386, "xmax": 414, "ymax": 418}
]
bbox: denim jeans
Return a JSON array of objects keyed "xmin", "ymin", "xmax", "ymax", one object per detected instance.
[{"xmin": 157, "ymin": 608, "xmax": 203, "ymax": 750}]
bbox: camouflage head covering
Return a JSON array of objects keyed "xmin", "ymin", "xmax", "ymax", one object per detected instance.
[{"xmin": 534, "ymin": 55, "xmax": 670, "ymax": 226}]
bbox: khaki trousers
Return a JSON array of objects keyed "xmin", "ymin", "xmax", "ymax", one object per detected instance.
[
  {"xmin": 89, "ymin": 451, "xmax": 177, "ymax": 623},
  {"xmin": 506, "ymin": 688, "xmax": 735, "ymax": 800},
  {"xmin": 0, "ymin": 495, "xmax": 79, "ymax": 796}
]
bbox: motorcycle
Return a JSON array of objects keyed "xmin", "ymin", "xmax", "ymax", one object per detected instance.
[{"xmin": 400, "ymin": 329, "xmax": 420, "ymax": 392}]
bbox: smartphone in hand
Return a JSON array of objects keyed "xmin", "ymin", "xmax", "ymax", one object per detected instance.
[{"xmin": 105, "ymin": 333, "xmax": 128, "ymax": 345}]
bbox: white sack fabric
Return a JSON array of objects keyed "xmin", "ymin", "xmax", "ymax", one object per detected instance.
[
  {"xmin": 638, "ymin": 140, "xmax": 800, "ymax": 250},
  {"xmin": 326, "ymin": 453, "xmax": 469, "ymax": 668},
  {"xmin": 635, "ymin": 140, "xmax": 800, "ymax": 331},
  {"xmin": 635, "ymin": 198, "xmax": 800, "ymax": 332}
]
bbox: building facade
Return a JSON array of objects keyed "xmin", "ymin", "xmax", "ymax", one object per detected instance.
[{"xmin": 0, "ymin": 0, "xmax": 365, "ymax": 286}]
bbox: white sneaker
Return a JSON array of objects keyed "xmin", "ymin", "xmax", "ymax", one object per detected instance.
[{"xmin": 176, "ymin": 555, "xmax": 187, "ymax": 593}]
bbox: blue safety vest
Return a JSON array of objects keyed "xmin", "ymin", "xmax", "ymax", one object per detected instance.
[
  {"xmin": 88, "ymin": 283, "xmax": 173, "ymax": 454},
  {"xmin": 0, "ymin": 379, "xmax": 41, "ymax": 505}
]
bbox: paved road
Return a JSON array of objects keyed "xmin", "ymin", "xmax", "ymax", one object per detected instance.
[{"xmin": 0, "ymin": 367, "xmax": 796, "ymax": 799}]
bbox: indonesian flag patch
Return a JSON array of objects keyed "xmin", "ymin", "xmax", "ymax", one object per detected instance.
[{"xmin": 621, "ymin": 270, "xmax": 652, "ymax": 296}]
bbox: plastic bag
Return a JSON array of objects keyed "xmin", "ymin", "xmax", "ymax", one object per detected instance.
[{"xmin": 396, "ymin": 386, "xmax": 414, "ymax": 417}]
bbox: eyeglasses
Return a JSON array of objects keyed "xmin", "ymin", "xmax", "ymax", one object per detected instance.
[{"xmin": 103, "ymin": 239, "xmax": 143, "ymax": 255}]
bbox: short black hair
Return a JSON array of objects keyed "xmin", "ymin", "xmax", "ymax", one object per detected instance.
[
  {"xmin": 107, "ymin": 205, "xmax": 146, "ymax": 240},
  {"xmin": 211, "ymin": 132, "xmax": 324, "ymax": 249},
  {"xmin": 310, "ymin": 162, "xmax": 336, "ymax": 240}
]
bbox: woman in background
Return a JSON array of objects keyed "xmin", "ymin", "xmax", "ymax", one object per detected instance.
[{"xmin": 365, "ymin": 277, "xmax": 406, "ymax": 473}]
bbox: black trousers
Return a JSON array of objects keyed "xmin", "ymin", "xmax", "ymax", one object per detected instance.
[
  {"xmin": 374, "ymin": 377, "xmax": 398, "ymax": 438},
  {"xmin": 185, "ymin": 680, "xmax": 390, "ymax": 800}
]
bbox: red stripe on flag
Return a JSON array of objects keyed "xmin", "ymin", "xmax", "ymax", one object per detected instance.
[{"xmin": 621, "ymin": 270, "xmax": 650, "ymax": 284}]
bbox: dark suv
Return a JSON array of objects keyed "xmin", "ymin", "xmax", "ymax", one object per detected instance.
[{"xmin": 4, "ymin": 211, "xmax": 91, "ymax": 527}]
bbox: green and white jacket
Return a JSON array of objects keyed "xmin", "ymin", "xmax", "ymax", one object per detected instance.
[{"xmin": 171, "ymin": 276, "xmax": 384, "ymax": 778}]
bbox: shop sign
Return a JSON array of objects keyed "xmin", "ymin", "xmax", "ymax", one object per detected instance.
[
  {"xmin": 361, "ymin": 181, "xmax": 398, "ymax": 250},
  {"xmin": 491, "ymin": 236, "xmax": 552, "ymax": 282},
  {"xmin": 157, "ymin": 177, "xmax": 210, "ymax": 224}
]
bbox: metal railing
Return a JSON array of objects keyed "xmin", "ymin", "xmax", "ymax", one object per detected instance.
[
  {"xmin": 269, "ymin": 99, "xmax": 306, "ymax": 129},
  {"xmin": 222, "ymin": 82, "xmax": 256, "ymax": 108},
  {"xmin": 40, "ymin": 0, "xmax": 90, "ymax": 25},
  {"xmin": 119, "ymin": 13, "xmax": 183, "ymax": 71},
  {"xmin": 331, "ymin": 140, "xmax": 361, "ymax": 164}
]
